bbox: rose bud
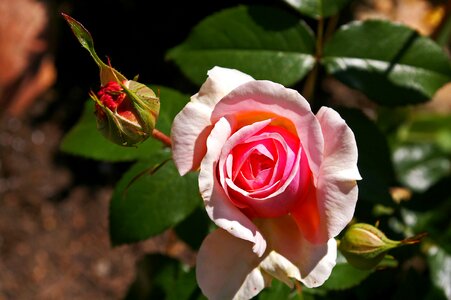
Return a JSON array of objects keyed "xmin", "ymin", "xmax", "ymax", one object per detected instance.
[
  {"xmin": 339, "ymin": 223, "xmax": 425, "ymax": 270},
  {"xmin": 90, "ymin": 79, "xmax": 159, "ymax": 146},
  {"xmin": 62, "ymin": 13, "xmax": 159, "ymax": 146}
]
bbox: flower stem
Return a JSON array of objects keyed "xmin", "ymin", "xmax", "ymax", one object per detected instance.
[
  {"xmin": 295, "ymin": 281, "xmax": 303, "ymax": 298},
  {"xmin": 152, "ymin": 129, "xmax": 172, "ymax": 147},
  {"xmin": 303, "ymin": 15, "xmax": 324, "ymax": 101}
]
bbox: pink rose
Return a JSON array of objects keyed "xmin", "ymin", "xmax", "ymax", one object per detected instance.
[{"xmin": 171, "ymin": 67, "xmax": 361, "ymax": 299}]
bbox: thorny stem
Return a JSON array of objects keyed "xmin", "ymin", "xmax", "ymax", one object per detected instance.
[{"xmin": 152, "ymin": 129, "xmax": 172, "ymax": 147}]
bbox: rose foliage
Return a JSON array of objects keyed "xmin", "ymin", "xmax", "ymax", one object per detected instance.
[{"xmin": 61, "ymin": 2, "xmax": 451, "ymax": 300}]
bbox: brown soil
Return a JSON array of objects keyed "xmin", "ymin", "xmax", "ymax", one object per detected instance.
[{"xmin": 0, "ymin": 98, "xmax": 194, "ymax": 300}]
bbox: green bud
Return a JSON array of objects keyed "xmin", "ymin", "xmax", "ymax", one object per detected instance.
[
  {"xmin": 62, "ymin": 13, "xmax": 160, "ymax": 146},
  {"xmin": 90, "ymin": 80, "xmax": 159, "ymax": 146},
  {"xmin": 338, "ymin": 223, "xmax": 424, "ymax": 270}
]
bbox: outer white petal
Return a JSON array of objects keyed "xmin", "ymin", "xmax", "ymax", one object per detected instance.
[
  {"xmin": 192, "ymin": 66, "xmax": 255, "ymax": 108},
  {"xmin": 171, "ymin": 101, "xmax": 213, "ymax": 175},
  {"xmin": 171, "ymin": 67, "xmax": 254, "ymax": 175},
  {"xmin": 200, "ymin": 117, "xmax": 267, "ymax": 256},
  {"xmin": 257, "ymin": 216, "xmax": 337, "ymax": 287},
  {"xmin": 196, "ymin": 229, "xmax": 266, "ymax": 300},
  {"xmin": 316, "ymin": 107, "xmax": 361, "ymax": 239}
]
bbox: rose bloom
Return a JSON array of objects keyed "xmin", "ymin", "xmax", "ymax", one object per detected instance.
[{"xmin": 171, "ymin": 67, "xmax": 361, "ymax": 299}]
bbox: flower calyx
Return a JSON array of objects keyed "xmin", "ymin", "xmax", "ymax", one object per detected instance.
[
  {"xmin": 62, "ymin": 13, "xmax": 160, "ymax": 146},
  {"xmin": 338, "ymin": 223, "xmax": 426, "ymax": 270}
]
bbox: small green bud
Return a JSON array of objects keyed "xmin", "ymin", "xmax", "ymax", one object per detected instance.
[
  {"xmin": 338, "ymin": 223, "xmax": 424, "ymax": 270},
  {"xmin": 91, "ymin": 80, "xmax": 159, "ymax": 146},
  {"xmin": 62, "ymin": 13, "xmax": 160, "ymax": 146}
]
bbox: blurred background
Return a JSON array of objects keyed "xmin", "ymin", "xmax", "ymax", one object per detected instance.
[{"xmin": 0, "ymin": 0, "xmax": 449, "ymax": 299}]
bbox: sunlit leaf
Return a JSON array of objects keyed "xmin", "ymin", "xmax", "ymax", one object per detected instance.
[
  {"xmin": 323, "ymin": 20, "xmax": 451, "ymax": 106},
  {"xmin": 167, "ymin": 5, "xmax": 315, "ymax": 86},
  {"xmin": 427, "ymin": 245, "xmax": 451, "ymax": 300},
  {"xmin": 282, "ymin": 0, "xmax": 350, "ymax": 19},
  {"xmin": 393, "ymin": 143, "xmax": 450, "ymax": 192}
]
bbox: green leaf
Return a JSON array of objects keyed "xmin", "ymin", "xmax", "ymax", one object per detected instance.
[
  {"xmin": 393, "ymin": 143, "xmax": 450, "ymax": 192},
  {"xmin": 282, "ymin": 0, "xmax": 350, "ymax": 19},
  {"xmin": 125, "ymin": 254, "xmax": 200, "ymax": 300},
  {"xmin": 60, "ymin": 86, "xmax": 188, "ymax": 162},
  {"xmin": 167, "ymin": 5, "xmax": 315, "ymax": 86},
  {"xmin": 323, "ymin": 20, "xmax": 451, "ymax": 106},
  {"xmin": 337, "ymin": 108, "xmax": 395, "ymax": 206},
  {"xmin": 321, "ymin": 252, "xmax": 373, "ymax": 291},
  {"xmin": 109, "ymin": 154, "xmax": 200, "ymax": 245},
  {"xmin": 427, "ymin": 245, "xmax": 451, "ymax": 300},
  {"xmin": 174, "ymin": 207, "xmax": 210, "ymax": 250},
  {"xmin": 399, "ymin": 113, "xmax": 451, "ymax": 153},
  {"xmin": 258, "ymin": 280, "xmax": 301, "ymax": 300}
]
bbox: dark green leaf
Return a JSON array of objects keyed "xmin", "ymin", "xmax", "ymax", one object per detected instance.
[
  {"xmin": 427, "ymin": 245, "xmax": 451, "ymax": 300},
  {"xmin": 321, "ymin": 252, "xmax": 372, "ymax": 291},
  {"xmin": 282, "ymin": 0, "xmax": 350, "ymax": 19},
  {"xmin": 60, "ymin": 86, "xmax": 188, "ymax": 162},
  {"xmin": 337, "ymin": 107, "xmax": 395, "ymax": 206},
  {"xmin": 258, "ymin": 280, "xmax": 301, "ymax": 300},
  {"xmin": 435, "ymin": 15, "xmax": 451, "ymax": 47},
  {"xmin": 167, "ymin": 5, "xmax": 315, "ymax": 86},
  {"xmin": 109, "ymin": 153, "xmax": 200, "ymax": 245},
  {"xmin": 174, "ymin": 207, "xmax": 210, "ymax": 250},
  {"xmin": 125, "ymin": 254, "xmax": 200, "ymax": 300},
  {"xmin": 323, "ymin": 20, "xmax": 451, "ymax": 106}
]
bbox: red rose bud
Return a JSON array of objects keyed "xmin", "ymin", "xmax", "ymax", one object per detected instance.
[
  {"xmin": 91, "ymin": 79, "xmax": 159, "ymax": 146},
  {"xmin": 62, "ymin": 13, "xmax": 160, "ymax": 146},
  {"xmin": 338, "ymin": 223, "xmax": 425, "ymax": 270}
]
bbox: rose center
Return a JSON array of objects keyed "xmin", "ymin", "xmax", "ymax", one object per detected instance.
[{"xmin": 237, "ymin": 151, "xmax": 275, "ymax": 190}]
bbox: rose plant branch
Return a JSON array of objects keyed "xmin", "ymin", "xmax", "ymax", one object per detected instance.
[
  {"xmin": 302, "ymin": 12, "xmax": 325, "ymax": 101},
  {"xmin": 60, "ymin": 6, "xmax": 442, "ymax": 299},
  {"xmin": 152, "ymin": 128, "xmax": 172, "ymax": 147}
]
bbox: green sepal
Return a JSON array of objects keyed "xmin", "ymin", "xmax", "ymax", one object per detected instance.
[
  {"xmin": 89, "ymin": 92, "xmax": 148, "ymax": 147},
  {"xmin": 338, "ymin": 223, "xmax": 424, "ymax": 270},
  {"xmin": 62, "ymin": 13, "xmax": 127, "ymax": 85},
  {"xmin": 120, "ymin": 80, "xmax": 160, "ymax": 134}
]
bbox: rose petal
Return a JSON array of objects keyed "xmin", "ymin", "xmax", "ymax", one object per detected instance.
[
  {"xmin": 316, "ymin": 107, "xmax": 361, "ymax": 181},
  {"xmin": 316, "ymin": 107, "xmax": 361, "ymax": 240},
  {"xmin": 200, "ymin": 117, "xmax": 267, "ymax": 256},
  {"xmin": 218, "ymin": 118, "xmax": 273, "ymax": 190},
  {"xmin": 171, "ymin": 67, "xmax": 254, "ymax": 175},
  {"xmin": 257, "ymin": 216, "xmax": 337, "ymax": 288},
  {"xmin": 192, "ymin": 66, "xmax": 255, "ymax": 108},
  {"xmin": 217, "ymin": 119, "xmax": 307, "ymax": 218},
  {"xmin": 171, "ymin": 101, "xmax": 212, "ymax": 175},
  {"xmin": 291, "ymin": 169, "xmax": 327, "ymax": 243},
  {"xmin": 211, "ymin": 80, "xmax": 323, "ymax": 180},
  {"xmin": 196, "ymin": 229, "xmax": 267, "ymax": 300}
]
